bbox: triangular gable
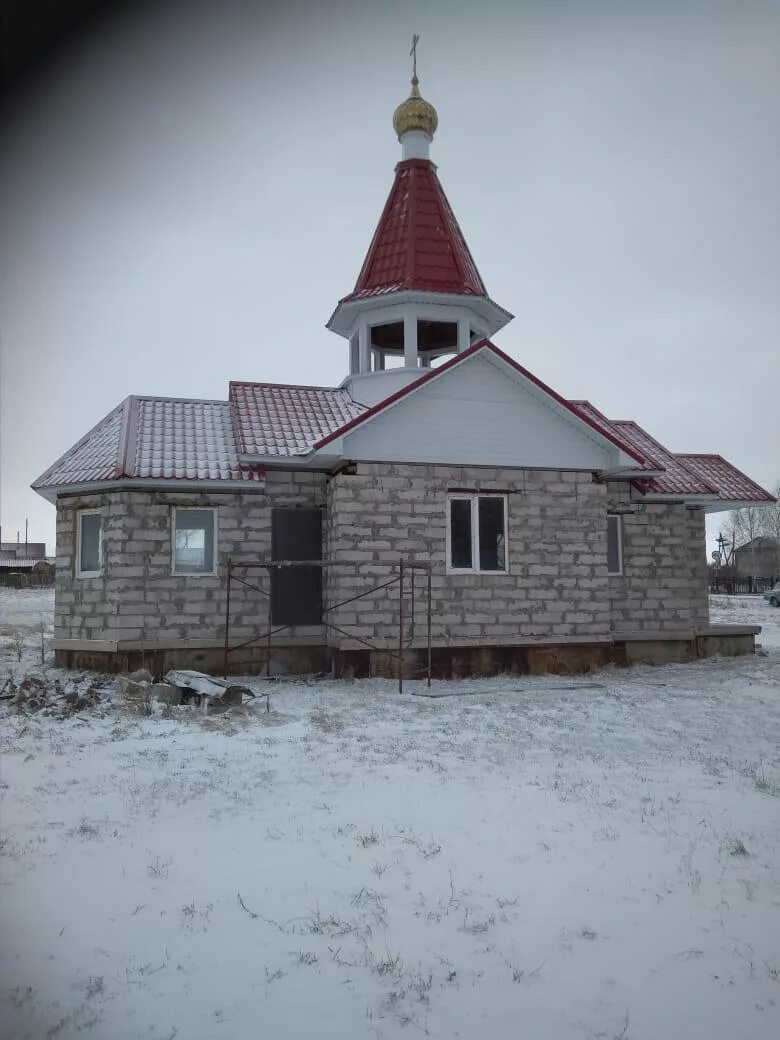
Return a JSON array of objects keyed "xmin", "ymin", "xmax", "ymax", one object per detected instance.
[{"xmin": 314, "ymin": 341, "xmax": 644, "ymax": 470}]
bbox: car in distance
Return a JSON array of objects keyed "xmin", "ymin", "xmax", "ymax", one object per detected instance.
[{"xmin": 763, "ymin": 583, "xmax": 780, "ymax": 607}]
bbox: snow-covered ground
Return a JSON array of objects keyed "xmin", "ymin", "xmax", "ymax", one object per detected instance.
[
  {"xmin": 710, "ymin": 592, "xmax": 780, "ymax": 648},
  {"xmin": 2, "ymin": 591, "xmax": 779, "ymax": 1039}
]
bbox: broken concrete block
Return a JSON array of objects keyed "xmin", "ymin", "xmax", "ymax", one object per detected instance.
[{"xmin": 151, "ymin": 683, "xmax": 182, "ymax": 706}]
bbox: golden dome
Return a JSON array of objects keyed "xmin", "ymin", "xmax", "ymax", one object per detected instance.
[{"xmin": 393, "ymin": 76, "xmax": 438, "ymax": 138}]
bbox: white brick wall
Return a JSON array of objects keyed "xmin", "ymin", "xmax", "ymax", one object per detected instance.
[
  {"xmin": 325, "ymin": 463, "xmax": 612, "ymax": 648},
  {"xmin": 54, "ymin": 471, "xmax": 327, "ymax": 646},
  {"xmin": 606, "ymin": 483, "xmax": 709, "ymax": 632},
  {"xmin": 53, "ymin": 466, "xmax": 711, "ymax": 653}
]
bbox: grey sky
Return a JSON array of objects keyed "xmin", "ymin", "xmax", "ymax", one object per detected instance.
[{"xmin": 1, "ymin": 0, "xmax": 778, "ymax": 553}]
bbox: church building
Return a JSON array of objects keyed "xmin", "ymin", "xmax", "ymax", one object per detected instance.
[{"xmin": 33, "ymin": 67, "xmax": 774, "ymax": 676}]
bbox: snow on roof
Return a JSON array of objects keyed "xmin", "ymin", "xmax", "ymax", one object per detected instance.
[
  {"xmin": 32, "ymin": 355, "xmax": 772, "ymax": 507},
  {"xmin": 32, "ymin": 403, "xmax": 125, "ymax": 489},
  {"xmin": 33, "ymin": 396, "xmax": 263, "ymax": 491},
  {"xmin": 230, "ymin": 382, "xmax": 366, "ymax": 457},
  {"xmin": 341, "ymin": 159, "xmax": 488, "ymax": 303},
  {"xmin": 130, "ymin": 397, "xmax": 260, "ymax": 482}
]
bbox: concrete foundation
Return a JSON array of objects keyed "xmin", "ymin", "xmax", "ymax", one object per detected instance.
[{"xmin": 54, "ymin": 626, "xmax": 760, "ymax": 679}]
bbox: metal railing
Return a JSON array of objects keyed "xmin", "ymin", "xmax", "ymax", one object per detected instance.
[{"xmin": 222, "ymin": 557, "xmax": 433, "ymax": 692}]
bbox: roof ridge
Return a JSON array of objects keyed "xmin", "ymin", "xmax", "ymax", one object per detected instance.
[
  {"xmin": 431, "ymin": 169, "xmax": 484, "ymax": 295},
  {"xmin": 676, "ymin": 452, "xmax": 725, "ymax": 460},
  {"xmin": 133, "ymin": 394, "xmax": 230, "ymax": 405},
  {"xmin": 115, "ymin": 395, "xmax": 136, "ymax": 479},
  {"xmin": 229, "ymin": 380, "xmax": 345, "ymax": 392}
]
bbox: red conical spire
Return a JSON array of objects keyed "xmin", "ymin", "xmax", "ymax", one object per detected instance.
[{"xmin": 341, "ymin": 158, "xmax": 488, "ymax": 303}]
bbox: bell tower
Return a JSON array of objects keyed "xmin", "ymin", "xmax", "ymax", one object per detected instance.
[{"xmin": 327, "ymin": 40, "xmax": 513, "ymax": 406}]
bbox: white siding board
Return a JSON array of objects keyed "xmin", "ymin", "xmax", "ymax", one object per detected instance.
[{"xmin": 342, "ymin": 353, "xmax": 618, "ymax": 470}]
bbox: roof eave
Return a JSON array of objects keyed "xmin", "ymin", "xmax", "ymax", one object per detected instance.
[
  {"xmin": 636, "ymin": 493, "xmax": 721, "ymax": 505},
  {"xmin": 326, "ymin": 291, "xmax": 514, "ymax": 339},
  {"xmin": 600, "ymin": 467, "xmax": 667, "ymax": 480},
  {"xmin": 703, "ymin": 498, "xmax": 778, "ymax": 514},
  {"xmin": 32, "ymin": 476, "xmax": 268, "ymax": 503},
  {"xmin": 237, "ymin": 452, "xmax": 336, "ymax": 470}
]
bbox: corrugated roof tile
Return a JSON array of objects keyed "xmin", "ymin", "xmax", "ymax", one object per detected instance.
[
  {"xmin": 342, "ymin": 159, "xmax": 487, "ymax": 302},
  {"xmin": 33, "ymin": 397, "xmax": 263, "ymax": 489},
  {"xmin": 230, "ymin": 382, "xmax": 365, "ymax": 457},
  {"xmin": 675, "ymin": 454, "xmax": 775, "ymax": 503}
]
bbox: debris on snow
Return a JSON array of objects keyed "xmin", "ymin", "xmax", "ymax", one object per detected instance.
[
  {"xmin": 164, "ymin": 669, "xmax": 253, "ymax": 709},
  {"xmin": 4, "ymin": 673, "xmax": 106, "ymax": 716}
]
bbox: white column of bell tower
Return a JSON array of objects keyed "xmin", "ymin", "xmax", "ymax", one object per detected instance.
[
  {"xmin": 358, "ymin": 324, "xmax": 371, "ymax": 373},
  {"xmin": 457, "ymin": 316, "xmax": 471, "ymax": 353},
  {"xmin": 403, "ymin": 313, "xmax": 418, "ymax": 368}
]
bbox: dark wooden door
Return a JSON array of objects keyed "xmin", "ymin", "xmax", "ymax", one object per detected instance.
[{"xmin": 270, "ymin": 508, "xmax": 323, "ymax": 625}]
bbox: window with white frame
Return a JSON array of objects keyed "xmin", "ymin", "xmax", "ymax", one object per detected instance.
[
  {"xmin": 77, "ymin": 511, "xmax": 103, "ymax": 576},
  {"xmin": 607, "ymin": 513, "xmax": 623, "ymax": 575},
  {"xmin": 447, "ymin": 494, "xmax": 508, "ymax": 573},
  {"xmin": 173, "ymin": 508, "xmax": 217, "ymax": 575}
]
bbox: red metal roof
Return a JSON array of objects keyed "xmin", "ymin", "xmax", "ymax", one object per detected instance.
[
  {"xmin": 32, "ymin": 402, "xmax": 125, "ymax": 489},
  {"xmin": 128, "ymin": 398, "xmax": 261, "ymax": 482},
  {"xmin": 610, "ymin": 421, "xmax": 717, "ymax": 496},
  {"xmin": 32, "ymin": 355, "xmax": 773, "ymax": 508},
  {"xmin": 230, "ymin": 382, "xmax": 366, "ymax": 457},
  {"xmin": 33, "ymin": 396, "xmax": 264, "ymax": 490},
  {"xmin": 342, "ymin": 159, "xmax": 488, "ymax": 302},
  {"xmin": 568, "ymin": 408, "xmax": 774, "ymax": 502},
  {"xmin": 568, "ymin": 401, "xmax": 659, "ymax": 471},
  {"xmin": 675, "ymin": 454, "xmax": 775, "ymax": 503}
]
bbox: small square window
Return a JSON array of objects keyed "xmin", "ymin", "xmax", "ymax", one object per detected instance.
[
  {"xmin": 607, "ymin": 513, "xmax": 623, "ymax": 575},
  {"xmin": 173, "ymin": 509, "xmax": 216, "ymax": 575},
  {"xmin": 77, "ymin": 511, "xmax": 103, "ymax": 576},
  {"xmin": 447, "ymin": 495, "xmax": 508, "ymax": 574}
]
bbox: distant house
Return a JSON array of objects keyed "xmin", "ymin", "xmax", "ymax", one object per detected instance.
[
  {"xmin": 734, "ymin": 537, "xmax": 779, "ymax": 579},
  {"xmin": 0, "ymin": 541, "xmax": 47, "ymax": 563},
  {"xmin": 31, "ymin": 72, "xmax": 775, "ymax": 676},
  {"xmin": 0, "ymin": 543, "xmax": 53, "ymax": 585}
]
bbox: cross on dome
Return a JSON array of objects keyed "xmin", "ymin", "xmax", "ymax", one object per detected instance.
[
  {"xmin": 392, "ymin": 35, "xmax": 438, "ymax": 143},
  {"xmin": 326, "ymin": 39, "xmax": 513, "ymax": 403}
]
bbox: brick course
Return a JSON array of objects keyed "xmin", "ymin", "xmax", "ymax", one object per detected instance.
[
  {"xmin": 325, "ymin": 463, "xmax": 613, "ymax": 649},
  {"xmin": 54, "ymin": 471, "xmax": 327, "ymax": 646},
  {"xmin": 53, "ymin": 465, "xmax": 711, "ymax": 657},
  {"xmin": 606, "ymin": 482, "xmax": 709, "ymax": 632}
]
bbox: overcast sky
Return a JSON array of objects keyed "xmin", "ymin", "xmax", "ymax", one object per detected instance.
[{"xmin": 1, "ymin": 0, "xmax": 778, "ymax": 553}]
